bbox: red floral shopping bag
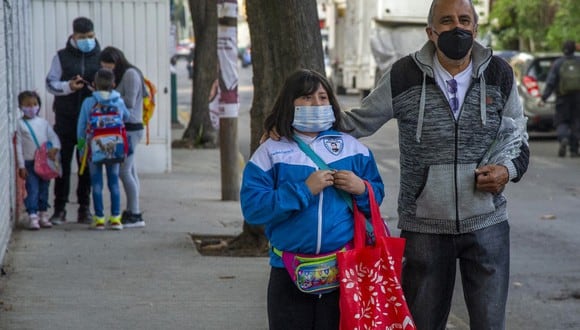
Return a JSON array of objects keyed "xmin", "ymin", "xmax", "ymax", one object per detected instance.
[{"xmin": 337, "ymin": 181, "xmax": 415, "ymax": 330}]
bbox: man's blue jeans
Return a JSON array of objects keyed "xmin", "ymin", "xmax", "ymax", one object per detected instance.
[
  {"xmin": 24, "ymin": 160, "xmax": 50, "ymax": 214},
  {"xmin": 401, "ymin": 221, "xmax": 510, "ymax": 330},
  {"xmin": 89, "ymin": 162, "xmax": 121, "ymax": 218}
]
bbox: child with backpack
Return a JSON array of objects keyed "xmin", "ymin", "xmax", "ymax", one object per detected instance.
[
  {"xmin": 77, "ymin": 68, "xmax": 130, "ymax": 230},
  {"xmin": 15, "ymin": 91, "xmax": 61, "ymax": 230}
]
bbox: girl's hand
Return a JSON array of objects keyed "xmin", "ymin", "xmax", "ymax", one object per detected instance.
[
  {"xmin": 333, "ymin": 170, "xmax": 366, "ymax": 195},
  {"xmin": 18, "ymin": 168, "xmax": 27, "ymax": 180},
  {"xmin": 306, "ymin": 170, "xmax": 336, "ymax": 195}
]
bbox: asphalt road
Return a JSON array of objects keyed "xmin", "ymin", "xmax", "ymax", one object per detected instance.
[{"xmin": 176, "ymin": 61, "xmax": 580, "ymax": 329}]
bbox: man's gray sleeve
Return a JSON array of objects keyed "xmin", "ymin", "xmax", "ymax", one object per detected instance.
[
  {"xmin": 46, "ymin": 54, "xmax": 73, "ymax": 96},
  {"xmin": 341, "ymin": 71, "xmax": 394, "ymax": 138},
  {"xmin": 500, "ymin": 74, "xmax": 529, "ymax": 182}
]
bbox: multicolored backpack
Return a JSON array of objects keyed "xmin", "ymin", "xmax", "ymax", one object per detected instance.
[{"xmin": 88, "ymin": 102, "xmax": 128, "ymax": 164}]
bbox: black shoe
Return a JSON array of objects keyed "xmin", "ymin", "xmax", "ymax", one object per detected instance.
[
  {"xmin": 121, "ymin": 210, "xmax": 131, "ymax": 222},
  {"xmin": 122, "ymin": 212, "xmax": 146, "ymax": 228},
  {"xmin": 49, "ymin": 210, "xmax": 67, "ymax": 225},
  {"xmin": 77, "ymin": 207, "xmax": 92, "ymax": 224},
  {"xmin": 558, "ymin": 138, "xmax": 569, "ymax": 157}
]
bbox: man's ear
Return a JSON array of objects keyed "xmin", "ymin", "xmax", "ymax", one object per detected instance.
[{"xmin": 426, "ymin": 27, "xmax": 435, "ymax": 41}]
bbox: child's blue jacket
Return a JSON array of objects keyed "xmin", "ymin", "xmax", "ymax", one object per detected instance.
[
  {"xmin": 77, "ymin": 90, "xmax": 130, "ymax": 141},
  {"xmin": 240, "ymin": 130, "xmax": 385, "ymax": 268}
]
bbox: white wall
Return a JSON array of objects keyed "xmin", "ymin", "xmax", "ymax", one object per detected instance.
[
  {"xmin": 0, "ymin": 0, "xmax": 34, "ymax": 265},
  {"xmin": 30, "ymin": 0, "xmax": 171, "ymax": 173},
  {"xmin": 0, "ymin": 0, "xmax": 172, "ymax": 264}
]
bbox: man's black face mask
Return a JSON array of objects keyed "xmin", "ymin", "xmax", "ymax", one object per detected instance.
[{"xmin": 434, "ymin": 27, "xmax": 474, "ymax": 60}]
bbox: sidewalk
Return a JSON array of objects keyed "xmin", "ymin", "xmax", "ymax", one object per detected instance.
[{"xmin": 0, "ymin": 129, "xmax": 270, "ymax": 330}]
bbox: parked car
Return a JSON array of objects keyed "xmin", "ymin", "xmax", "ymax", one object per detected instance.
[
  {"xmin": 494, "ymin": 50, "xmax": 519, "ymax": 64},
  {"xmin": 173, "ymin": 40, "xmax": 194, "ymax": 62},
  {"xmin": 509, "ymin": 52, "xmax": 560, "ymax": 132}
]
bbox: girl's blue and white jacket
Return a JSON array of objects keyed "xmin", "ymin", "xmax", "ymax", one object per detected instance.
[{"xmin": 240, "ymin": 130, "xmax": 385, "ymax": 268}]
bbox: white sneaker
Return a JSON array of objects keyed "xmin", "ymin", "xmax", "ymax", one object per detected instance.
[
  {"xmin": 28, "ymin": 214, "xmax": 40, "ymax": 230},
  {"xmin": 38, "ymin": 211, "xmax": 53, "ymax": 228}
]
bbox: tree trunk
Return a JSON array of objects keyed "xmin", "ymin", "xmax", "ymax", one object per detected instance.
[
  {"xmin": 175, "ymin": 0, "xmax": 218, "ymax": 149},
  {"xmin": 246, "ymin": 0, "xmax": 325, "ymax": 154},
  {"xmin": 228, "ymin": 0, "xmax": 325, "ymax": 251}
]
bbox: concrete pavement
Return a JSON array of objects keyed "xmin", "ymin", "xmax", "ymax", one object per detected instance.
[{"xmin": 0, "ymin": 129, "xmax": 270, "ymax": 330}]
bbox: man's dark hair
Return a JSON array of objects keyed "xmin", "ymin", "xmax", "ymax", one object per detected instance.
[
  {"xmin": 563, "ymin": 40, "xmax": 576, "ymax": 56},
  {"xmin": 73, "ymin": 17, "xmax": 94, "ymax": 34},
  {"xmin": 94, "ymin": 68, "xmax": 115, "ymax": 91}
]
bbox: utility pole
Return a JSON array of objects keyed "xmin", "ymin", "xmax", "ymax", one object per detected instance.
[{"xmin": 217, "ymin": 0, "xmax": 240, "ymax": 201}]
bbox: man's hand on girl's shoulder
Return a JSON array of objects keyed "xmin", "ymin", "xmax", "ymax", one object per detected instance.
[{"xmin": 260, "ymin": 129, "xmax": 281, "ymax": 144}]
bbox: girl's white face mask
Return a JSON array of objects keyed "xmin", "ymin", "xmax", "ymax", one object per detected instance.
[
  {"xmin": 21, "ymin": 106, "xmax": 40, "ymax": 118},
  {"xmin": 292, "ymin": 105, "xmax": 335, "ymax": 133}
]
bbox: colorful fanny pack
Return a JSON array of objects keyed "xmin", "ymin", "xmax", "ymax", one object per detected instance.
[{"xmin": 273, "ymin": 245, "xmax": 350, "ymax": 295}]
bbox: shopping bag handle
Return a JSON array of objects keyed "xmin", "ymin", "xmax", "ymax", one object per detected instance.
[{"xmin": 353, "ymin": 181, "xmax": 388, "ymax": 249}]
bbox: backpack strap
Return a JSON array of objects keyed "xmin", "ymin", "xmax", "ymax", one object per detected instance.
[
  {"xmin": 22, "ymin": 119, "xmax": 40, "ymax": 149},
  {"xmin": 293, "ymin": 135, "xmax": 354, "ymax": 211},
  {"xmin": 293, "ymin": 134, "xmax": 380, "ymax": 238}
]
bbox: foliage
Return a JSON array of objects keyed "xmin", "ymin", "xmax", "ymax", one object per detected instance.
[
  {"xmin": 489, "ymin": 0, "xmax": 579, "ymax": 52},
  {"xmin": 546, "ymin": 0, "xmax": 580, "ymax": 49}
]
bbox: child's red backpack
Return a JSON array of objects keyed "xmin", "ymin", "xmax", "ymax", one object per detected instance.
[{"xmin": 88, "ymin": 102, "xmax": 128, "ymax": 164}]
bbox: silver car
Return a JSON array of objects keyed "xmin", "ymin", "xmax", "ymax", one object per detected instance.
[{"xmin": 509, "ymin": 52, "xmax": 559, "ymax": 132}]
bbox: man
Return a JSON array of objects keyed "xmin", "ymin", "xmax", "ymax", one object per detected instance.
[
  {"xmin": 46, "ymin": 17, "xmax": 101, "ymax": 224},
  {"xmin": 539, "ymin": 40, "xmax": 580, "ymax": 157},
  {"xmin": 341, "ymin": 0, "xmax": 529, "ymax": 329}
]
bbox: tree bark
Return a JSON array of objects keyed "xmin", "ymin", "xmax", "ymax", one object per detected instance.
[
  {"xmin": 246, "ymin": 0, "xmax": 325, "ymax": 154},
  {"xmin": 175, "ymin": 0, "xmax": 219, "ymax": 149},
  {"xmin": 228, "ymin": 0, "xmax": 325, "ymax": 250}
]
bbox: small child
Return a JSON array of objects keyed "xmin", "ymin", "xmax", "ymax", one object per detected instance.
[
  {"xmin": 15, "ymin": 91, "xmax": 61, "ymax": 230},
  {"xmin": 77, "ymin": 68, "xmax": 130, "ymax": 230}
]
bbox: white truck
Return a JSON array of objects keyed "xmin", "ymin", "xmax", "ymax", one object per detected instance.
[{"xmin": 324, "ymin": 0, "xmax": 490, "ymax": 96}]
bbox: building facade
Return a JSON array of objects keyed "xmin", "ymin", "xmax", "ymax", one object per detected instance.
[{"xmin": 1, "ymin": 0, "xmax": 171, "ymax": 264}]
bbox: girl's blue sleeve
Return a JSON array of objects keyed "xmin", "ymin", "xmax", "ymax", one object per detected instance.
[{"xmin": 240, "ymin": 148, "xmax": 314, "ymax": 226}]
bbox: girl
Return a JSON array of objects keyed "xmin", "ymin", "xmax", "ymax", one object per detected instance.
[
  {"xmin": 99, "ymin": 46, "xmax": 146, "ymax": 228},
  {"xmin": 240, "ymin": 69, "xmax": 385, "ymax": 329},
  {"xmin": 16, "ymin": 91, "xmax": 61, "ymax": 230}
]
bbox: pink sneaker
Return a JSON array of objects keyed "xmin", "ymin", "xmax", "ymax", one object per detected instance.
[
  {"xmin": 39, "ymin": 212, "xmax": 52, "ymax": 228},
  {"xmin": 28, "ymin": 214, "xmax": 40, "ymax": 230}
]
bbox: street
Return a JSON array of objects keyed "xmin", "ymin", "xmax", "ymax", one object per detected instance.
[{"xmin": 175, "ymin": 60, "xmax": 580, "ymax": 329}]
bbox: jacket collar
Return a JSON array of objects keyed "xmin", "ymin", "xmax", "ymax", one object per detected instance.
[{"xmin": 412, "ymin": 40, "xmax": 493, "ymax": 79}]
